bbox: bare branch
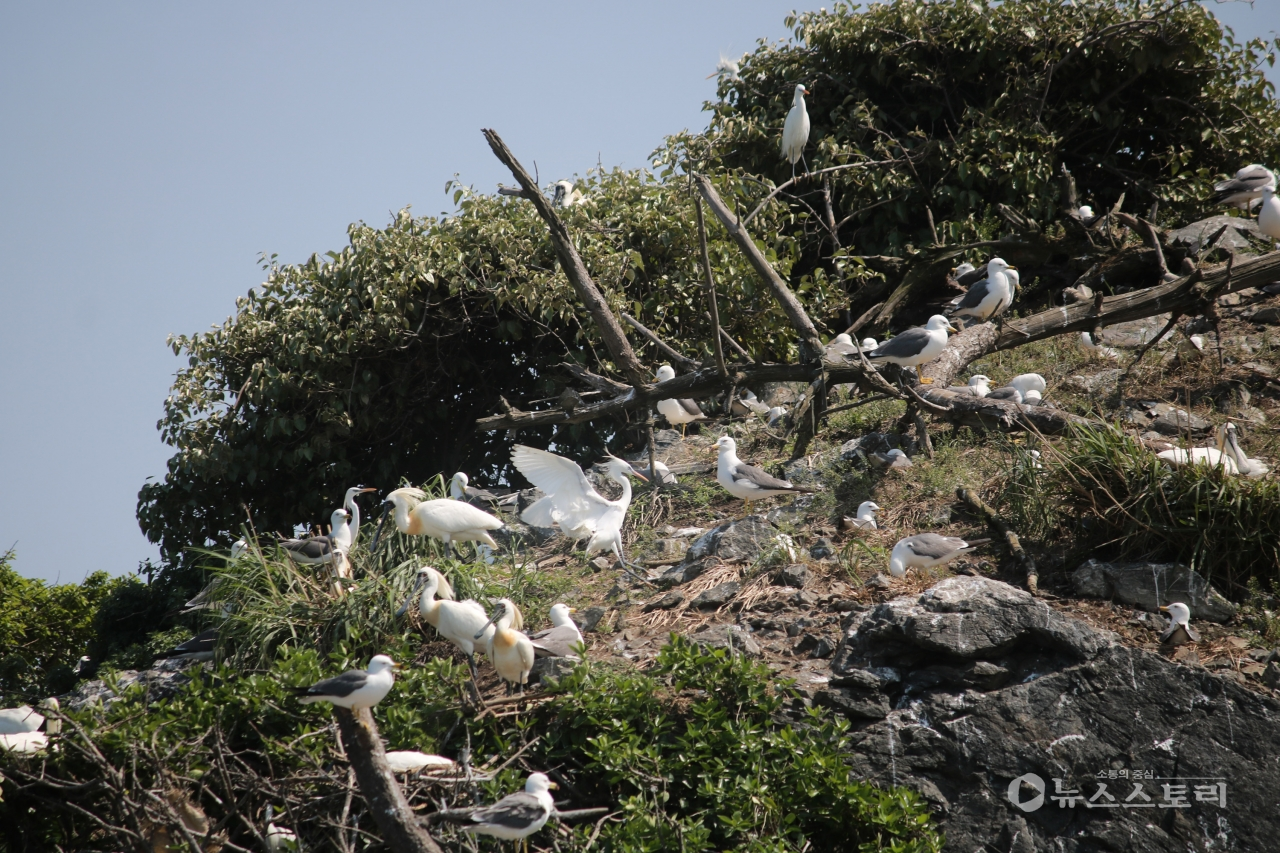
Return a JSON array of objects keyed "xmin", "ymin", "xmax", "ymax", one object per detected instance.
[
  {"xmin": 621, "ymin": 313, "xmax": 698, "ymax": 372},
  {"xmin": 696, "ymin": 196, "xmax": 728, "ymax": 377}
]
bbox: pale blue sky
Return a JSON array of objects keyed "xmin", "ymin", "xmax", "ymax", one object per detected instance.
[{"xmin": 1, "ymin": 2, "xmax": 1275, "ymax": 583}]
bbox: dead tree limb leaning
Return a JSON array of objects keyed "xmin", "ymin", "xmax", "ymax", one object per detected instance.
[
  {"xmin": 956, "ymin": 485, "xmax": 1038, "ymax": 594},
  {"xmin": 334, "ymin": 708, "xmax": 445, "ymax": 853},
  {"xmin": 696, "ymin": 196, "xmax": 728, "ymax": 377},
  {"xmin": 483, "ymin": 129, "xmax": 649, "ymax": 386},
  {"xmin": 621, "ymin": 313, "xmax": 698, "ymax": 372},
  {"xmin": 692, "ymin": 173, "xmax": 826, "ymax": 364},
  {"xmin": 705, "ymin": 312, "xmax": 753, "ymax": 361}
]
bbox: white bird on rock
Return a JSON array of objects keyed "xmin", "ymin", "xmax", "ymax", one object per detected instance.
[
  {"xmin": 654, "ymin": 364, "xmax": 708, "ymax": 436},
  {"xmin": 370, "ymin": 488, "xmax": 504, "ymax": 555},
  {"xmin": 781, "ymin": 83, "xmax": 810, "ymax": 179},
  {"xmin": 1008, "ymin": 374, "xmax": 1046, "ymax": 399},
  {"xmin": 290, "ymin": 655, "xmax": 399, "ymax": 710},
  {"xmin": 530, "ymin": 603, "xmax": 583, "ymax": 659},
  {"xmin": 464, "ymin": 772, "xmax": 558, "ymax": 848},
  {"xmin": 865, "ymin": 315, "xmax": 957, "ymax": 383},
  {"xmin": 713, "ymin": 435, "xmax": 813, "ymax": 511},
  {"xmin": 514, "ymin": 445, "xmax": 647, "ymax": 566},
  {"xmin": 1158, "ymin": 602, "xmax": 1200, "ymax": 645},
  {"xmin": 476, "ymin": 599, "xmax": 535, "ymax": 695},
  {"xmin": 397, "ymin": 567, "xmax": 495, "ymax": 682},
  {"xmin": 888, "ymin": 533, "xmax": 985, "ymax": 578}
]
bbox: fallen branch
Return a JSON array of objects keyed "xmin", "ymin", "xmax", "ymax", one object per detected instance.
[{"xmin": 956, "ymin": 485, "xmax": 1038, "ymax": 594}]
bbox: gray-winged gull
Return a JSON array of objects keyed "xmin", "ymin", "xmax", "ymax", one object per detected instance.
[
  {"xmin": 947, "ymin": 258, "xmax": 1017, "ymax": 324},
  {"xmin": 871, "ymin": 448, "xmax": 914, "ymax": 470},
  {"xmin": 289, "ymin": 655, "xmax": 398, "ymax": 709},
  {"xmin": 1079, "ymin": 331, "xmax": 1120, "ymax": 358},
  {"xmin": 1209, "ymin": 163, "xmax": 1275, "ymax": 208},
  {"xmin": 946, "ymin": 375, "xmax": 991, "ymax": 397},
  {"xmin": 713, "ymin": 435, "xmax": 813, "ymax": 510},
  {"xmin": 985, "ymin": 385, "xmax": 1023, "ymax": 403},
  {"xmin": 464, "ymin": 771, "xmax": 558, "ymax": 846},
  {"xmin": 847, "ymin": 500, "xmax": 880, "ymax": 530},
  {"xmin": 654, "ymin": 364, "xmax": 708, "ymax": 436},
  {"xmin": 1158, "ymin": 602, "xmax": 1199, "ymax": 645},
  {"xmin": 155, "ymin": 628, "xmax": 218, "ymax": 662},
  {"xmin": 865, "ymin": 315, "xmax": 957, "ymax": 383},
  {"xmin": 276, "ymin": 508, "xmax": 349, "ymax": 565},
  {"xmin": 860, "ymin": 337, "xmax": 878, "ymax": 349},
  {"xmin": 530, "ymin": 603, "xmax": 583, "ymax": 658},
  {"xmin": 888, "ymin": 533, "xmax": 986, "ymax": 577}
]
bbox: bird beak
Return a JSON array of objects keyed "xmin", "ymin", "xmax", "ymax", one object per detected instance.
[
  {"xmin": 803, "ymin": 88, "xmax": 810, "ymax": 94},
  {"xmin": 359, "ymin": 487, "xmax": 378, "ymax": 494},
  {"xmin": 475, "ymin": 608, "xmax": 502, "ymax": 639},
  {"xmin": 1008, "ymin": 265, "xmax": 1018, "ymax": 271},
  {"xmin": 946, "ymin": 323, "xmax": 959, "ymax": 334},
  {"xmin": 705, "ymin": 71, "xmax": 717, "ymax": 79},
  {"xmin": 547, "ymin": 781, "xmax": 560, "ymax": 790},
  {"xmin": 632, "ymin": 470, "xmax": 648, "ymax": 482},
  {"xmin": 392, "ymin": 662, "xmax": 404, "ymax": 671},
  {"xmin": 1158, "ymin": 605, "xmax": 1169, "ymax": 613},
  {"xmin": 567, "ymin": 607, "xmax": 577, "ymax": 614}
]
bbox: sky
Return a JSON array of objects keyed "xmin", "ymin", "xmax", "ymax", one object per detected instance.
[{"xmin": 1, "ymin": 2, "xmax": 1276, "ymax": 585}]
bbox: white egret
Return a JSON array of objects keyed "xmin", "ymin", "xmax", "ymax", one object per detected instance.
[
  {"xmin": 654, "ymin": 364, "xmax": 708, "ymax": 436},
  {"xmin": 1158, "ymin": 602, "xmax": 1199, "ymax": 645},
  {"xmin": 512, "ymin": 445, "xmax": 647, "ymax": 566},
  {"xmin": 888, "ymin": 533, "xmax": 985, "ymax": 578},
  {"xmin": 530, "ymin": 603, "xmax": 583, "ymax": 659},
  {"xmin": 396, "ymin": 567, "xmax": 495, "ymax": 682},
  {"xmin": 712, "ymin": 435, "xmax": 813, "ymax": 512},
  {"xmin": 369, "ymin": 488, "xmax": 504, "ymax": 555},
  {"xmin": 289, "ymin": 655, "xmax": 399, "ymax": 710},
  {"xmin": 865, "ymin": 315, "xmax": 957, "ymax": 383},
  {"xmin": 384, "ymin": 751, "xmax": 456, "ymax": 774},
  {"xmin": 464, "ymin": 772, "xmax": 558, "ymax": 849},
  {"xmin": 781, "ymin": 83, "xmax": 811, "ymax": 179},
  {"xmin": 947, "ymin": 258, "xmax": 1018, "ymax": 324},
  {"xmin": 476, "ymin": 599, "xmax": 535, "ymax": 695},
  {"xmin": 707, "ymin": 54, "xmax": 740, "ymax": 82}
]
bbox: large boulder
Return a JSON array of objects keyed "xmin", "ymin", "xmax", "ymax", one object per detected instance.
[
  {"xmin": 1072, "ymin": 559, "xmax": 1237, "ymax": 622},
  {"xmin": 824, "ymin": 577, "xmax": 1280, "ymax": 851}
]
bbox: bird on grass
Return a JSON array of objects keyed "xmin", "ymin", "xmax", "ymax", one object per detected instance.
[
  {"xmin": 1158, "ymin": 602, "xmax": 1200, "ymax": 646},
  {"xmin": 1079, "ymin": 331, "xmax": 1120, "ymax": 359},
  {"xmin": 733, "ymin": 389, "xmax": 771, "ymax": 418},
  {"xmin": 654, "ymin": 364, "xmax": 708, "ymax": 436},
  {"xmin": 1222, "ymin": 422, "xmax": 1270, "ymax": 478},
  {"xmin": 265, "ymin": 805, "xmax": 298, "ymax": 853},
  {"xmin": 1157, "ymin": 425, "xmax": 1237, "ymax": 474},
  {"xmin": 1209, "ymin": 163, "xmax": 1275, "ymax": 208},
  {"xmin": 476, "ymin": 599, "xmax": 535, "ymax": 696},
  {"xmin": 635, "ymin": 459, "xmax": 678, "ymax": 485},
  {"xmin": 870, "ymin": 448, "xmax": 914, "ymax": 471},
  {"xmin": 846, "ymin": 501, "xmax": 880, "ymax": 530},
  {"xmin": 947, "ymin": 258, "xmax": 1018, "ymax": 325},
  {"xmin": 530, "ymin": 603, "xmax": 583, "ymax": 659},
  {"xmin": 712, "ymin": 435, "xmax": 814, "ymax": 512},
  {"xmin": 1008, "ymin": 374, "xmax": 1046, "ymax": 399},
  {"xmin": 335, "ymin": 486, "xmax": 378, "ymax": 551},
  {"xmin": 290, "ymin": 655, "xmax": 399, "ymax": 710},
  {"xmin": 397, "ymin": 567, "xmax": 495, "ymax": 686},
  {"xmin": 781, "ymin": 83, "xmax": 810, "ymax": 180},
  {"xmin": 865, "ymin": 315, "xmax": 957, "ymax": 384},
  {"xmin": 513, "ymin": 445, "xmax": 647, "ymax": 567},
  {"xmin": 154, "ymin": 628, "xmax": 218, "ymax": 662},
  {"xmin": 888, "ymin": 534, "xmax": 986, "ymax": 578},
  {"xmin": 464, "ymin": 772, "xmax": 558, "ymax": 851},
  {"xmin": 370, "ymin": 488, "xmax": 504, "ymax": 556}
]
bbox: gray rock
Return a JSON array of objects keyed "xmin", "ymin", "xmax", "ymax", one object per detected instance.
[
  {"xmin": 691, "ymin": 581, "xmax": 742, "ymax": 609},
  {"xmin": 654, "ymin": 565, "xmax": 689, "ymax": 590},
  {"xmin": 530, "ymin": 656, "xmax": 577, "ymax": 684},
  {"xmin": 61, "ymin": 658, "xmax": 195, "ymax": 712},
  {"xmin": 767, "ymin": 495, "xmax": 816, "ymax": 525},
  {"xmin": 1063, "ymin": 368, "xmax": 1123, "ymax": 396},
  {"xmin": 794, "ymin": 633, "xmax": 835, "ymax": 659},
  {"xmin": 688, "ymin": 624, "xmax": 761, "ymax": 657},
  {"xmin": 776, "ymin": 563, "xmax": 809, "ymax": 588},
  {"xmin": 1071, "ymin": 559, "xmax": 1237, "ymax": 622},
  {"xmin": 642, "ymin": 591, "xmax": 685, "ymax": 612},
  {"xmin": 1248, "ymin": 305, "xmax": 1280, "ymax": 325},
  {"xmin": 577, "ymin": 606, "xmax": 607, "ymax": 633},
  {"xmin": 684, "ymin": 516, "xmax": 779, "ymax": 565},
  {"xmin": 865, "ymin": 573, "xmax": 892, "ymax": 590},
  {"xmin": 1168, "ymin": 214, "xmax": 1261, "ymax": 253},
  {"xmin": 641, "ymin": 538, "xmax": 689, "ymax": 566},
  {"xmin": 809, "ymin": 537, "xmax": 835, "ymax": 560},
  {"xmin": 823, "ymin": 576, "xmax": 1280, "ymax": 851}
]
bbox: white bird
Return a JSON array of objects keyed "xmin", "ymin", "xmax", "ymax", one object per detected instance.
[
  {"xmin": 1008, "ymin": 373, "xmax": 1046, "ymax": 399},
  {"xmin": 1158, "ymin": 602, "xmax": 1200, "ymax": 645},
  {"xmin": 552, "ymin": 180, "xmax": 586, "ymax": 207},
  {"xmin": 947, "ymin": 258, "xmax": 1018, "ymax": 324},
  {"xmin": 888, "ymin": 534, "xmax": 983, "ymax": 578},
  {"xmin": 334, "ymin": 485, "xmax": 377, "ymax": 552},
  {"xmin": 476, "ymin": 599, "xmax": 535, "ymax": 695},
  {"xmin": 848, "ymin": 501, "xmax": 880, "ymax": 530},
  {"xmin": 513, "ymin": 445, "xmax": 647, "ymax": 566},
  {"xmin": 276, "ymin": 508, "xmax": 350, "ymax": 565},
  {"xmin": 397, "ymin": 567, "xmax": 495, "ymax": 681},
  {"xmin": 654, "ymin": 364, "xmax": 708, "ymax": 436},
  {"xmin": 860, "ymin": 337, "xmax": 878, "ymax": 350},
  {"xmin": 1258, "ymin": 183, "xmax": 1280, "ymax": 240},
  {"xmin": 766, "ymin": 406, "xmax": 788, "ymax": 427},
  {"xmin": 1077, "ymin": 204, "xmax": 1095, "ymax": 220},
  {"xmin": 1079, "ymin": 331, "xmax": 1120, "ymax": 359},
  {"xmin": 384, "ymin": 751, "xmax": 456, "ymax": 775},
  {"xmin": 871, "ymin": 448, "xmax": 914, "ymax": 470},
  {"xmin": 781, "ymin": 83, "xmax": 811, "ymax": 179},
  {"xmin": 1222, "ymin": 422, "xmax": 1269, "ymax": 478},
  {"xmin": 952, "ymin": 262, "xmax": 977, "ymax": 279},
  {"xmin": 825, "ymin": 333, "xmax": 857, "ymax": 359},
  {"xmin": 1022, "ymin": 389, "xmax": 1043, "ymax": 405},
  {"xmin": 1209, "ymin": 164, "xmax": 1275, "ymax": 208},
  {"xmin": 530, "ymin": 603, "xmax": 583, "ymax": 659},
  {"xmin": 370, "ymin": 488, "xmax": 504, "ymax": 555},
  {"xmin": 635, "ymin": 459, "xmax": 678, "ymax": 485},
  {"xmin": 733, "ymin": 389, "xmax": 771, "ymax": 418},
  {"xmin": 265, "ymin": 805, "xmax": 299, "ymax": 853},
  {"xmin": 0, "ymin": 705, "xmax": 45, "ymax": 735},
  {"xmin": 0, "ymin": 731, "xmax": 48, "ymax": 754},
  {"xmin": 464, "ymin": 772, "xmax": 558, "ymax": 847},
  {"xmin": 712, "ymin": 435, "xmax": 813, "ymax": 511},
  {"xmin": 707, "ymin": 54, "xmax": 741, "ymax": 82},
  {"xmin": 290, "ymin": 655, "xmax": 398, "ymax": 710},
  {"xmin": 946, "ymin": 374, "xmax": 991, "ymax": 397},
  {"xmin": 1157, "ymin": 425, "xmax": 1237, "ymax": 473},
  {"xmin": 865, "ymin": 315, "xmax": 957, "ymax": 383}
]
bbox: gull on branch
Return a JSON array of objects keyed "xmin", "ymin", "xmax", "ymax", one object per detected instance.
[
  {"xmin": 865, "ymin": 315, "xmax": 957, "ymax": 383},
  {"xmin": 654, "ymin": 364, "xmax": 708, "ymax": 436},
  {"xmin": 289, "ymin": 655, "xmax": 399, "ymax": 710}
]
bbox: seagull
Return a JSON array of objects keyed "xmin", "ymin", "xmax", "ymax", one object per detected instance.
[
  {"xmin": 476, "ymin": 599, "xmax": 535, "ymax": 695},
  {"xmin": 464, "ymin": 771, "xmax": 558, "ymax": 849},
  {"xmin": 865, "ymin": 315, "xmax": 957, "ymax": 383},
  {"xmin": 276, "ymin": 508, "xmax": 349, "ymax": 565},
  {"xmin": 654, "ymin": 364, "xmax": 708, "ymax": 436},
  {"xmin": 946, "ymin": 375, "xmax": 991, "ymax": 397},
  {"xmin": 154, "ymin": 628, "xmax": 217, "ymax": 662},
  {"xmin": 635, "ymin": 459, "xmax": 678, "ymax": 485},
  {"xmin": 712, "ymin": 435, "xmax": 814, "ymax": 511},
  {"xmin": 289, "ymin": 655, "xmax": 399, "ymax": 710},
  {"xmin": 1079, "ymin": 331, "xmax": 1120, "ymax": 359},
  {"xmin": 825, "ymin": 333, "xmax": 858, "ymax": 359},
  {"xmin": 766, "ymin": 406, "xmax": 788, "ymax": 427},
  {"xmin": 1222, "ymin": 422, "xmax": 1270, "ymax": 478},
  {"xmin": 369, "ymin": 488, "xmax": 504, "ymax": 555},
  {"xmin": 1022, "ymin": 389, "xmax": 1044, "ymax": 405},
  {"xmin": 888, "ymin": 533, "xmax": 984, "ymax": 577},
  {"xmin": 552, "ymin": 180, "xmax": 586, "ymax": 207},
  {"xmin": 396, "ymin": 567, "xmax": 495, "ymax": 683},
  {"xmin": 1008, "ymin": 374, "xmax": 1047, "ymax": 399},
  {"xmin": 1258, "ymin": 183, "xmax": 1280, "ymax": 240},
  {"xmin": 847, "ymin": 501, "xmax": 880, "ymax": 530},
  {"xmin": 870, "ymin": 448, "xmax": 914, "ymax": 470},
  {"xmin": 1076, "ymin": 204, "xmax": 1095, "ymax": 220},
  {"xmin": 985, "ymin": 386, "xmax": 1024, "ymax": 403},
  {"xmin": 1209, "ymin": 164, "xmax": 1275, "ymax": 208},
  {"xmin": 450, "ymin": 472, "xmax": 517, "ymax": 507},
  {"xmin": 1158, "ymin": 602, "xmax": 1200, "ymax": 645},
  {"xmin": 781, "ymin": 83, "xmax": 810, "ymax": 179},
  {"xmin": 530, "ymin": 603, "xmax": 583, "ymax": 659},
  {"xmin": 1157, "ymin": 425, "xmax": 1237, "ymax": 473},
  {"xmin": 733, "ymin": 389, "xmax": 771, "ymax": 418},
  {"xmin": 947, "ymin": 258, "xmax": 1018, "ymax": 325},
  {"xmin": 384, "ymin": 751, "xmax": 456, "ymax": 775},
  {"xmin": 513, "ymin": 445, "xmax": 647, "ymax": 566},
  {"xmin": 860, "ymin": 337, "xmax": 878, "ymax": 350}
]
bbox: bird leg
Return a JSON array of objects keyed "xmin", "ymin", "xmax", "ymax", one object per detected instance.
[{"xmin": 916, "ymin": 365, "xmax": 935, "ymax": 385}]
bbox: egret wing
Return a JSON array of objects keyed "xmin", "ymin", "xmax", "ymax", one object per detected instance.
[{"xmin": 512, "ymin": 446, "xmax": 611, "ymax": 532}]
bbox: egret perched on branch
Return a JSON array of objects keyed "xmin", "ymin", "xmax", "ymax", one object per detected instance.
[
  {"xmin": 396, "ymin": 567, "xmax": 495, "ymax": 683},
  {"xmin": 865, "ymin": 315, "xmax": 957, "ymax": 383},
  {"xmin": 476, "ymin": 599, "xmax": 535, "ymax": 695},
  {"xmin": 289, "ymin": 655, "xmax": 399, "ymax": 710},
  {"xmin": 654, "ymin": 364, "xmax": 707, "ymax": 436},
  {"xmin": 512, "ymin": 445, "xmax": 647, "ymax": 566},
  {"xmin": 369, "ymin": 488, "xmax": 504, "ymax": 555},
  {"xmin": 781, "ymin": 83, "xmax": 810, "ymax": 179}
]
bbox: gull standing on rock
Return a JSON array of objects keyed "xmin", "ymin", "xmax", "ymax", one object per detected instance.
[
  {"xmin": 712, "ymin": 435, "xmax": 813, "ymax": 512},
  {"xmin": 781, "ymin": 83, "xmax": 810, "ymax": 179},
  {"xmin": 654, "ymin": 365, "xmax": 708, "ymax": 436},
  {"xmin": 865, "ymin": 315, "xmax": 957, "ymax": 383},
  {"xmin": 1158, "ymin": 602, "xmax": 1200, "ymax": 645},
  {"xmin": 888, "ymin": 534, "xmax": 985, "ymax": 578}
]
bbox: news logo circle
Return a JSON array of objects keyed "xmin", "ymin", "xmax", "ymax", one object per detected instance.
[{"xmin": 1008, "ymin": 773, "xmax": 1045, "ymax": 812}]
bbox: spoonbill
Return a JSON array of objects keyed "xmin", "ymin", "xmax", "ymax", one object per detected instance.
[
  {"xmin": 370, "ymin": 488, "xmax": 504, "ymax": 556},
  {"xmin": 476, "ymin": 599, "xmax": 535, "ymax": 695},
  {"xmin": 396, "ymin": 567, "xmax": 495, "ymax": 683}
]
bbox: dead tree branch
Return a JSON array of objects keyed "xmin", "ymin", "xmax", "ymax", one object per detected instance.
[
  {"xmin": 621, "ymin": 313, "xmax": 699, "ymax": 372},
  {"xmin": 696, "ymin": 196, "xmax": 728, "ymax": 377},
  {"xmin": 957, "ymin": 485, "xmax": 1039, "ymax": 594}
]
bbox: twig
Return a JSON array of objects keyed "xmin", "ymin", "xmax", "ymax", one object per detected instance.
[
  {"xmin": 704, "ymin": 312, "xmax": 752, "ymax": 361},
  {"xmin": 621, "ymin": 313, "xmax": 698, "ymax": 372},
  {"xmin": 956, "ymin": 485, "xmax": 1038, "ymax": 593},
  {"xmin": 740, "ymin": 157, "xmax": 913, "ymax": 226},
  {"xmin": 696, "ymin": 196, "xmax": 728, "ymax": 377}
]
